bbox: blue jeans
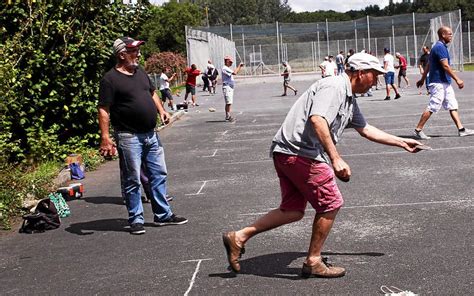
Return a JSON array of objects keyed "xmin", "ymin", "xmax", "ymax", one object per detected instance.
[
  {"xmin": 337, "ymin": 64, "xmax": 344, "ymax": 75},
  {"xmin": 116, "ymin": 131, "xmax": 172, "ymax": 224}
]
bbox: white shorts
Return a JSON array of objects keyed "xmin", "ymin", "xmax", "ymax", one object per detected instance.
[
  {"xmin": 223, "ymin": 85, "xmax": 234, "ymax": 104},
  {"xmin": 427, "ymin": 83, "xmax": 458, "ymax": 113}
]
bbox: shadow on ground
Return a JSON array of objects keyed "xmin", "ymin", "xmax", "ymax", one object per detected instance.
[
  {"xmin": 208, "ymin": 251, "xmax": 384, "ymax": 280},
  {"xmin": 82, "ymin": 196, "xmax": 123, "ymax": 205},
  {"xmin": 65, "ymin": 218, "xmax": 128, "ymax": 235}
]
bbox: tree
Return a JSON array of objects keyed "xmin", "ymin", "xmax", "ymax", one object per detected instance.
[
  {"xmin": 195, "ymin": 0, "xmax": 291, "ymax": 25},
  {"xmin": 139, "ymin": 1, "xmax": 203, "ymax": 57},
  {"xmin": 0, "ymin": 0, "xmax": 150, "ymax": 163}
]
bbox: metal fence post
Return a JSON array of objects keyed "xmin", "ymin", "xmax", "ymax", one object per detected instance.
[
  {"xmin": 242, "ymin": 33, "xmax": 247, "ymax": 75},
  {"xmin": 354, "ymin": 20, "xmax": 358, "ymax": 52},
  {"xmin": 413, "ymin": 12, "xmax": 418, "ymax": 67},
  {"xmin": 230, "ymin": 23, "xmax": 233, "ymax": 41},
  {"xmin": 276, "ymin": 21, "xmax": 281, "ymax": 74},
  {"xmin": 469, "ymin": 21, "xmax": 472, "ymax": 63},
  {"xmin": 405, "ymin": 35, "xmax": 409, "ymax": 65},
  {"xmin": 326, "ymin": 18, "xmax": 330, "ymax": 56},
  {"xmin": 367, "ymin": 15, "xmax": 371, "ymax": 52},
  {"xmin": 375, "ymin": 37, "xmax": 378, "ymax": 57},
  {"xmin": 392, "ymin": 19, "xmax": 396, "ymax": 53},
  {"xmin": 459, "ymin": 9, "xmax": 464, "ymax": 71},
  {"xmin": 344, "ymin": 39, "xmax": 347, "ymax": 54},
  {"xmin": 311, "ymin": 41, "xmax": 315, "ymax": 71},
  {"xmin": 317, "ymin": 23, "xmax": 321, "ymax": 62}
]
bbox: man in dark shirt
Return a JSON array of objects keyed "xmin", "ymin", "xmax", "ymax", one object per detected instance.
[
  {"xmin": 98, "ymin": 37, "xmax": 188, "ymax": 235},
  {"xmin": 418, "ymin": 46, "xmax": 430, "ymax": 94}
]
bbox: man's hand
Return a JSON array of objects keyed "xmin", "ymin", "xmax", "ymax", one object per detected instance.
[
  {"xmin": 332, "ymin": 157, "xmax": 351, "ymax": 182},
  {"xmin": 416, "ymin": 79, "xmax": 424, "ymax": 88},
  {"xmin": 161, "ymin": 112, "xmax": 171, "ymax": 125},
  {"xmin": 455, "ymin": 78, "xmax": 464, "ymax": 89},
  {"xmin": 399, "ymin": 138, "xmax": 423, "ymax": 153},
  {"xmin": 99, "ymin": 136, "xmax": 117, "ymax": 158}
]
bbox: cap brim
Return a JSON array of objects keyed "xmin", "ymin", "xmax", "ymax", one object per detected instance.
[{"xmin": 126, "ymin": 40, "xmax": 145, "ymax": 48}]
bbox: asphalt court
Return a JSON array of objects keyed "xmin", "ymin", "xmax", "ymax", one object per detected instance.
[{"xmin": 1, "ymin": 72, "xmax": 473, "ymax": 295}]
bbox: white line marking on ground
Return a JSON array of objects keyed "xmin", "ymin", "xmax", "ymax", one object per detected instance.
[
  {"xmin": 185, "ymin": 180, "xmax": 218, "ymax": 196},
  {"xmin": 252, "ymin": 119, "xmax": 257, "ymax": 123},
  {"xmin": 238, "ymin": 200, "xmax": 472, "ymax": 216},
  {"xmin": 181, "ymin": 258, "xmax": 213, "ymax": 263},
  {"xmin": 202, "ymin": 149, "xmax": 218, "ymax": 158},
  {"xmin": 183, "ymin": 259, "xmax": 212, "ymax": 296},
  {"xmin": 223, "ymin": 145, "xmax": 474, "ymax": 165},
  {"xmin": 215, "ymin": 138, "xmax": 268, "ymax": 143},
  {"xmin": 342, "ymin": 199, "xmax": 472, "ymax": 209}
]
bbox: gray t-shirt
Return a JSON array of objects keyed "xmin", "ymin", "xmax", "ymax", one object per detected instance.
[{"xmin": 270, "ymin": 73, "xmax": 367, "ymax": 163}]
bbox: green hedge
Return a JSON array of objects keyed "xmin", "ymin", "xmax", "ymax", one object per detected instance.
[
  {"xmin": 0, "ymin": 1, "xmax": 151, "ymax": 228},
  {"xmin": 0, "ymin": 1, "xmax": 150, "ymax": 164}
]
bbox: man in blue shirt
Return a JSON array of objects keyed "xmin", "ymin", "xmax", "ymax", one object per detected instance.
[{"xmin": 414, "ymin": 26, "xmax": 474, "ymax": 139}]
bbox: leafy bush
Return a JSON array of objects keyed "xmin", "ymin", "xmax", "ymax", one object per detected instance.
[
  {"xmin": 0, "ymin": 1, "xmax": 151, "ymax": 164},
  {"xmin": 0, "ymin": 161, "xmax": 61, "ymax": 229},
  {"xmin": 0, "ymin": 1, "xmax": 152, "ymax": 229},
  {"xmin": 145, "ymin": 51, "xmax": 187, "ymax": 86}
]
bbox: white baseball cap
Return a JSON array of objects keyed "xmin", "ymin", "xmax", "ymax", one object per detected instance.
[{"xmin": 347, "ymin": 53, "xmax": 386, "ymax": 74}]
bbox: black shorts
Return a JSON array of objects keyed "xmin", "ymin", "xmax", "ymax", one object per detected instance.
[
  {"xmin": 398, "ymin": 69, "xmax": 407, "ymax": 77},
  {"xmin": 186, "ymin": 84, "xmax": 196, "ymax": 95},
  {"xmin": 160, "ymin": 89, "xmax": 173, "ymax": 101}
]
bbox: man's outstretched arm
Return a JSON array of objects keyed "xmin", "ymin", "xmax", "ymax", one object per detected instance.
[{"xmin": 355, "ymin": 124, "xmax": 421, "ymax": 153}]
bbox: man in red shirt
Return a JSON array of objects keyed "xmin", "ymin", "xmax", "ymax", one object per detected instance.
[
  {"xmin": 395, "ymin": 52, "xmax": 410, "ymax": 88},
  {"xmin": 184, "ymin": 64, "xmax": 201, "ymax": 106}
]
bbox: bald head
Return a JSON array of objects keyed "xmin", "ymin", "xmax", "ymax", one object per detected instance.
[{"xmin": 437, "ymin": 26, "xmax": 453, "ymax": 43}]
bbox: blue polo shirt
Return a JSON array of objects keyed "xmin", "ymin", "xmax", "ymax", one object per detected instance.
[{"xmin": 429, "ymin": 41, "xmax": 451, "ymax": 84}]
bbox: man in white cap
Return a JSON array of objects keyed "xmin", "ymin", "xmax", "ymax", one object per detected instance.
[
  {"xmin": 222, "ymin": 53, "xmax": 422, "ymax": 277},
  {"xmin": 98, "ymin": 37, "xmax": 188, "ymax": 235},
  {"xmin": 221, "ymin": 55, "xmax": 244, "ymax": 122}
]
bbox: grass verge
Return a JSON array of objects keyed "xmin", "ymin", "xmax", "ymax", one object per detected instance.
[{"xmin": 0, "ymin": 147, "xmax": 104, "ymax": 230}]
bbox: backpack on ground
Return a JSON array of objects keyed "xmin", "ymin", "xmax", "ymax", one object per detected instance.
[
  {"xmin": 19, "ymin": 198, "xmax": 60, "ymax": 234},
  {"xmin": 48, "ymin": 192, "xmax": 71, "ymax": 218}
]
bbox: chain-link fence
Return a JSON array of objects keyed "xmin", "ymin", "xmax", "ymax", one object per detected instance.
[
  {"xmin": 185, "ymin": 26, "xmax": 236, "ymax": 73},
  {"xmin": 188, "ymin": 10, "xmax": 470, "ymax": 75}
]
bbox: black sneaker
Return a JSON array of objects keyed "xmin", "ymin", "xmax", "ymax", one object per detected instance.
[
  {"xmin": 155, "ymin": 214, "xmax": 188, "ymax": 226},
  {"xmin": 384, "ymin": 96, "xmax": 391, "ymax": 100},
  {"xmin": 394, "ymin": 94, "xmax": 401, "ymax": 99},
  {"xmin": 130, "ymin": 223, "xmax": 145, "ymax": 235}
]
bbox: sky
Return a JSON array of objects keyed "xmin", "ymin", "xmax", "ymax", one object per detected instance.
[{"xmin": 149, "ymin": 0, "xmax": 403, "ymax": 13}]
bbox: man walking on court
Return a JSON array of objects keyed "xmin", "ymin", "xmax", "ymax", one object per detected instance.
[
  {"xmin": 418, "ymin": 46, "xmax": 430, "ymax": 95},
  {"xmin": 159, "ymin": 66, "xmax": 177, "ymax": 111},
  {"xmin": 395, "ymin": 52, "xmax": 410, "ymax": 88},
  {"xmin": 184, "ymin": 64, "xmax": 201, "ymax": 106},
  {"xmin": 336, "ymin": 51, "xmax": 345, "ymax": 75},
  {"xmin": 383, "ymin": 48, "xmax": 401, "ymax": 100},
  {"xmin": 98, "ymin": 37, "xmax": 188, "ymax": 235},
  {"xmin": 281, "ymin": 61, "xmax": 297, "ymax": 96},
  {"xmin": 222, "ymin": 53, "xmax": 422, "ymax": 277},
  {"xmin": 221, "ymin": 55, "xmax": 244, "ymax": 122},
  {"xmin": 414, "ymin": 26, "xmax": 474, "ymax": 139}
]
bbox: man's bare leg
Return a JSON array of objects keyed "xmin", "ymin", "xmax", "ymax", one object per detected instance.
[
  {"xmin": 233, "ymin": 209, "xmax": 304, "ymax": 247},
  {"xmin": 305, "ymin": 209, "xmax": 339, "ymax": 265},
  {"xmin": 449, "ymin": 109, "xmax": 463, "ymax": 129},
  {"xmin": 416, "ymin": 109, "xmax": 433, "ymax": 131}
]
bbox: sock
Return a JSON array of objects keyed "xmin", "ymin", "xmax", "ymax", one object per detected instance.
[{"xmin": 459, "ymin": 128, "xmax": 465, "ymax": 132}]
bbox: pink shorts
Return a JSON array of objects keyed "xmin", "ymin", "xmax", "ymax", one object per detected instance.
[{"xmin": 273, "ymin": 152, "xmax": 344, "ymax": 213}]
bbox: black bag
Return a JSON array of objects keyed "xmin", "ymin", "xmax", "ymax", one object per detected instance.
[{"xmin": 19, "ymin": 198, "xmax": 61, "ymax": 234}]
